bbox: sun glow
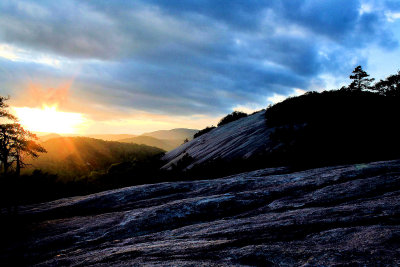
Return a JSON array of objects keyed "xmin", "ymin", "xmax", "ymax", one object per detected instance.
[{"xmin": 14, "ymin": 105, "xmax": 85, "ymax": 134}]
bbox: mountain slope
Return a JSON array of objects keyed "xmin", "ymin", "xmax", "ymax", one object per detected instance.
[
  {"xmin": 142, "ymin": 128, "xmax": 198, "ymax": 141},
  {"xmin": 162, "ymin": 111, "xmax": 271, "ymax": 170},
  {"xmin": 86, "ymin": 134, "xmax": 137, "ymax": 141},
  {"xmin": 26, "ymin": 137, "xmax": 164, "ymax": 177},
  {"xmin": 119, "ymin": 135, "xmax": 182, "ymax": 151},
  {"xmin": 2, "ymin": 159, "xmax": 400, "ymax": 266},
  {"xmin": 38, "ymin": 133, "xmax": 62, "ymax": 142},
  {"xmin": 119, "ymin": 128, "xmax": 198, "ymax": 151}
]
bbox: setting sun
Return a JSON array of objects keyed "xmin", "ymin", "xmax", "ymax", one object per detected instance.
[{"xmin": 14, "ymin": 105, "xmax": 85, "ymax": 134}]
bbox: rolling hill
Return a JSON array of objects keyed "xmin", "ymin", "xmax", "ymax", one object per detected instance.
[
  {"xmin": 37, "ymin": 133, "xmax": 62, "ymax": 142},
  {"xmin": 119, "ymin": 128, "xmax": 198, "ymax": 151},
  {"xmin": 119, "ymin": 135, "xmax": 183, "ymax": 151},
  {"xmin": 26, "ymin": 137, "xmax": 164, "ymax": 178},
  {"xmin": 35, "ymin": 128, "xmax": 198, "ymax": 152},
  {"xmin": 141, "ymin": 128, "xmax": 198, "ymax": 140},
  {"xmin": 86, "ymin": 134, "xmax": 137, "ymax": 141}
]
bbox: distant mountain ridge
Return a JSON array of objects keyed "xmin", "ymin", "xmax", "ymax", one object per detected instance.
[
  {"xmin": 38, "ymin": 133, "xmax": 62, "ymax": 142},
  {"xmin": 141, "ymin": 128, "xmax": 198, "ymax": 140},
  {"xmin": 38, "ymin": 133, "xmax": 137, "ymax": 142},
  {"xmin": 118, "ymin": 136, "xmax": 182, "ymax": 151},
  {"xmin": 87, "ymin": 134, "xmax": 137, "ymax": 141},
  {"xmin": 37, "ymin": 128, "xmax": 198, "ymax": 151},
  {"xmin": 119, "ymin": 128, "xmax": 198, "ymax": 151}
]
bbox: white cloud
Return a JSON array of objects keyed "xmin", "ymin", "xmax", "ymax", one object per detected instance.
[
  {"xmin": 386, "ymin": 12, "xmax": 400, "ymax": 22},
  {"xmin": 0, "ymin": 43, "xmax": 62, "ymax": 67}
]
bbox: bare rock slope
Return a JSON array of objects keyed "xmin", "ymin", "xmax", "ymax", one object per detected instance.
[
  {"xmin": 2, "ymin": 159, "xmax": 400, "ymax": 266},
  {"xmin": 162, "ymin": 110, "xmax": 271, "ymax": 170}
]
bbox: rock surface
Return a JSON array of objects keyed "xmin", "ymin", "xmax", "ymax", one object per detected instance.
[
  {"xmin": 2, "ymin": 159, "xmax": 400, "ymax": 266},
  {"xmin": 162, "ymin": 110, "xmax": 272, "ymax": 170}
]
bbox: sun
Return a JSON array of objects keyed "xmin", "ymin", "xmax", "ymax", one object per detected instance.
[{"xmin": 13, "ymin": 105, "xmax": 85, "ymax": 134}]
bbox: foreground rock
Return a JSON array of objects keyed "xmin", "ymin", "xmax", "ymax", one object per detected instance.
[{"xmin": 2, "ymin": 159, "xmax": 400, "ymax": 266}]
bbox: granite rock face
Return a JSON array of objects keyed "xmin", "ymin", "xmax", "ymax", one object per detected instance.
[
  {"xmin": 2, "ymin": 160, "xmax": 400, "ymax": 266},
  {"xmin": 162, "ymin": 110, "xmax": 273, "ymax": 170}
]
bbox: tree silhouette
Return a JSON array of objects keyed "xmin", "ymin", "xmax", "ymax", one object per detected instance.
[
  {"xmin": 374, "ymin": 70, "xmax": 400, "ymax": 97},
  {"xmin": 0, "ymin": 96, "xmax": 16, "ymax": 121},
  {"xmin": 0, "ymin": 95, "xmax": 46, "ymax": 175},
  {"xmin": 0, "ymin": 96, "xmax": 16, "ymax": 174},
  {"xmin": 348, "ymin": 65, "xmax": 374, "ymax": 91},
  {"xmin": 218, "ymin": 111, "xmax": 247, "ymax": 127},
  {"xmin": 193, "ymin": 126, "xmax": 216, "ymax": 138},
  {"xmin": 11, "ymin": 124, "xmax": 46, "ymax": 176},
  {"xmin": 0, "ymin": 123, "xmax": 16, "ymax": 175}
]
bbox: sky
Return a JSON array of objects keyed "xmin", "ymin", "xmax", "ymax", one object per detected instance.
[{"xmin": 0, "ymin": 0, "xmax": 400, "ymax": 134}]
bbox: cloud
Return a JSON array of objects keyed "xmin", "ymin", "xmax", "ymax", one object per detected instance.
[{"xmin": 0, "ymin": 0, "xmax": 399, "ymax": 129}]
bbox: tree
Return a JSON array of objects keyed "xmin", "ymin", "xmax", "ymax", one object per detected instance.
[
  {"xmin": 217, "ymin": 111, "xmax": 248, "ymax": 127},
  {"xmin": 0, "ymin": 96, "xmax": 46, "ymax": 175},
  {"xmin": 374, "ymin": 71, "xmax": 400, "ymax": 97},
  {"xmin": 0, "ymin": 123, "xmax": 16, "ymax": 175},
  {"xmin": 193, "ymin": 126, "xmax": 216, "ymax": 138},
  {"xmin": 0, "ymin": 96, "xmax": 17, "ymax": 174},
  {"xmin": 11, "ymin": 123, "xmax": 46, "ymax": 176},
  {"xmin": 0, "ymin": 96, "xmax": 16, "ymax": 121},
  {"xmin": 348, "ymin": 65, "xmax": 375, "ymax": 92}
]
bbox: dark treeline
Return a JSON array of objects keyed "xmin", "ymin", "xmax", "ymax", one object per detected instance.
[
  {"xmin": 0, "ymin": 137, "xmax": 165, "ymax": 207},
  {"xmin": 28, "ymin": 137, "xmax": 164, "ymax": 178},
  {"xmin": 217, "ymin": 111, "xmax": 248, "ymax": 126},
  {"xmin": 264, "ymin": 66, "xmax": 400, "ymax": 168},
  {"xmin": 265, "ymin": 90, "xmax": 400, "ymax": 168},
  {"xmin": 0, "ymin": 153, "xmax": 166, "ymax": 207},
  {"xmin": 194, "ymin": 111, "xmax": 248, "ymax": 139},
  {"xmin": 193, "ymin": 126, "xmax": 216, "ymax": 138}
]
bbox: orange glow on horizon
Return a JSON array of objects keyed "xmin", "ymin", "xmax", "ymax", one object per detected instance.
[{"xmin": 13, "ymin": 105, "xmax": 86, "ymax": 134}]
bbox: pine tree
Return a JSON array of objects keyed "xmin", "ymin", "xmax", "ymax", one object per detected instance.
[
  {"xmin": 0, "ymin": 95, "xmax": 46, "ymax": 175},
  {"xmin": 11, "ymin": 123, "xmax": 46, "ymax": 176},
  {"xmin": 348, "ymin": 66, "xmax": 375, "ymax": 91}
]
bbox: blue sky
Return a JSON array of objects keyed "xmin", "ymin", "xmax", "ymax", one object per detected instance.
[{"xmin": 0, "ymin": 0, "xmax": 400, "ymax": 134}]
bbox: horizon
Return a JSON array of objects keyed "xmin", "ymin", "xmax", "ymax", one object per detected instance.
[
  {"xmin": 33, "ymin": 127, "xmax": 200, "ymax": 137},
  {"xmin": 1, "ymin": 1, "xmax": 400, "ymax": 134}
]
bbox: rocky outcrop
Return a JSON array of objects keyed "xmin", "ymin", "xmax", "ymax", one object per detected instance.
[
  {"xmin": 1, "ymin": 159, "xmax": 400, "ymax": 266},
  {"xmin": 162, "ymin": 110, "xmax": 272, "ymax": 170}
]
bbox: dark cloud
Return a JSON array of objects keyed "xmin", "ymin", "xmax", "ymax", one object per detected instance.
[
  {"xmin": 0, "ymin": 0, "xmax": 399, "ymax": 117},
  {"xmin": 142, "ymin": 0, "xmax": 270, "ymax": 29},
  {"xmin": 277, "ymin": 0, "xmax": 360, "ymax": 39}
]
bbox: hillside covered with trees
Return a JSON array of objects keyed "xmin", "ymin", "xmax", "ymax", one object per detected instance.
[
  {"xmin": 264, "ymin": 66, "xmax": 400, "ymax": 168},
  {"xmin": 26, "ymin": 137, "xmax": 164, "ymax": 178}
]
